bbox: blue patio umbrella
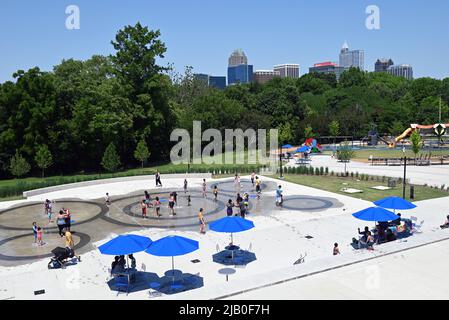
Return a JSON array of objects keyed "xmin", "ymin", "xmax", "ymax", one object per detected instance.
[
  {"xmin": 98, "ymin": 234, "xmax": 153, "ymax": 255},
  {"xmin": 296, "ymin": 146, "xmax": 310, "ymax": 153},
  {"xmin": 373, "ymin": 196, "xmax": 416, "ymax": 212},
  {"xmin": 145, "ymin": 235, "xmax": 199, "ymax": 282},
  {"xmin": 282, "ymin": 144, "xmax": 293, "ymax": 149},
  {"xmin": 352, "ymin": 207, "xmax": 399, "ymax": 222},
  {"xmin": 209, "ymin": 216, "xmax": 254, "ymax": 245}
]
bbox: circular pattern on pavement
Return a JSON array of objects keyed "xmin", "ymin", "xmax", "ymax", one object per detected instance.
[
  {"xmin": 280, "ymin": 196, "xmax": 338, "ymax": 211},
  {"xmin": 0, "ymin": 231, "xmax": 90, "ymax": 261}
]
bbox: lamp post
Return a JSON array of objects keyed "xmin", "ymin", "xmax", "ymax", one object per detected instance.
[
  {"xmin": 279, "ymin": 145, "xmax": 283, "ymax": 179},
  {"xmin": 402, "ymin": 146, "xmax": 407, "ymax": 199}
]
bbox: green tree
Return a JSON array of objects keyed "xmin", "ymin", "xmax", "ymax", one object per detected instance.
[
  {"xmin": 9, "ymin": 150, "xmax": 31, "ymax": 178},
  {"xmin": 336, "ymin": 141, "xmax": 355, "ymax": 175},
  {"xmin": 304, "ymin": 125, "xmax": 314, "ymax": 140},
  {"xmin": 134, "ymin": 139, "xmax": 150, "ymax": 168},
  {"xmin": 329, "ymin": 120, "xmax": 340, "ymax": 146},
  {"xmin": 35, "ymin": 144, "xmax": 53, "ymax": 178},
  {"xmin": 410, "ymin": 130, "xmax": 423, "ymax": 159},
  {"xmin": 279, "ymin": 122, "xmax": 294, "ymax": 145},
  {"xmin": 101, "ymin": 143, "xmax": 121, "ymax": 172},
  {"xmin": 390, "ymin": 121, "xmax": 405, "ymax": 136}
]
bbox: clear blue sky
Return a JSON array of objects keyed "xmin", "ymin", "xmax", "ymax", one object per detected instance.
[{"xmin": 1, "ymin": 0, "xmax": 448, "ymax": 83}]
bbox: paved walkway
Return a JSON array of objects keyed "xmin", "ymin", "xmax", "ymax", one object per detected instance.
[
  {"xmin": 0, "ymin": 175, "xmax": 448, "ymax": 299},
  {"xmin": 295, "ymin": 155, "xmax": 449, "ymax": 187}
]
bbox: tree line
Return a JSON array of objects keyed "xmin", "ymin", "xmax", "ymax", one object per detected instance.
[{"xmin": 0, "ymin": 22, "xmax": 448, "ymax": 179}]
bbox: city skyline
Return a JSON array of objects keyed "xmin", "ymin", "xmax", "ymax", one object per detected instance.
[{"xmin": 1, "ymin": 0, "xmax": 449, "ymax": 83}]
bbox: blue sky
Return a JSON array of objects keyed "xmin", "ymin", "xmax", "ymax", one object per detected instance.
[{"xmin": 1, "ymin": 0, "xmax": 448, "ymax": 83}]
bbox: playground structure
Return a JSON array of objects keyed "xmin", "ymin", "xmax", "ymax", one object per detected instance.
[
  {"xmin": 390, "ymin": 123, "xmax": 449, "ymax": 148},
  {"xmin": 304, "ymin": 138, "xmax": 323, "ymax": 153}
]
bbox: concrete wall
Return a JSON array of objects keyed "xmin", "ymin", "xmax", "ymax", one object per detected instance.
[{"xmin": 23, "ymin": 173, "xmax": 212, "ymax": 198}]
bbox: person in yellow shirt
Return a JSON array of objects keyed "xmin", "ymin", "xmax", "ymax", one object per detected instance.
[{"xmin": 64, "ymin": 229, "xmax": 81, "ymax": 262}]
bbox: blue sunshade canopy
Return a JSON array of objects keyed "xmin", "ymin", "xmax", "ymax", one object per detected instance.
[
  {"xmin": 296, "ymin": 146, "xmax": 310, "ymax": 153},
  {"xmin": 145, "ymin": 235, "xmax": 199, "ymax": 257},
  {"xmin": 352, "ymin": 207, "xmax": 399, "ymax": 222},
  {"xmin": 98, "ymin": 234, "xmax": 153, "ymax": 255},
  {"xmin": 373, "ymin": 196, "xmax": 417, "ymax": 210},
  {"xmin": 282, "ymin": 144, "xmax": 293, "ymax": 149},
  {"xmin": 209, "ymin": 216, "xmax": 255, "ymax": 233}
]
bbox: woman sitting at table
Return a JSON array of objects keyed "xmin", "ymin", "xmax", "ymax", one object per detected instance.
[
  {"xmin": 111, "ymin": 256, "xmax": 125, "ymax": 275},
  {"xmin": 128, "ymin": 254, "xmax": 136, "ymax": 269}
]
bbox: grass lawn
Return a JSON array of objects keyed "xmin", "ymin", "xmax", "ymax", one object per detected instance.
[
  {"xmin": 280, "ymin": 174, "xmax": 449, "ymax": 202},
  {"xmin": 0, "ymin": 151, "xmax": 267, "ymax": 200}
]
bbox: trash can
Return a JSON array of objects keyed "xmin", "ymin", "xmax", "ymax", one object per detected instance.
[
  {"xmin": 388, "ymin": 179, "xmax": 397, "ymax": 188},
  {"xmin": 410, "ymin": 185, "xmax": 415, "ymax": 199}
]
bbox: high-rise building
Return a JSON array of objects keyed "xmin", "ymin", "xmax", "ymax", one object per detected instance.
[
  {"xmin": 273, "ymin": 64, "xmax": 300, "ymax": 78},
  {"xmin": 309, "ymin": 62, "xmax": 345, "ymax": 80},
  {"xmin": 228, "ymin": 49, "xmax": 248, "ymax": 67},
  {"xmin": 194, "ymin": 73, "xmax": 227, "ymax": 90},
  {"xmin": 253, "ymin": 70, "xmax": 281, "ymax": 84},
  {"xmin": 227, "ymin": 49, "xmax": 253, "ymax": 85},
  {"xmin": 339, "ymin": 41, "xmax": 365, "ymax": 70},
  {"xmin": 375, "ymin": 58, "xmax": 394, "ymax": 72},
  {"xmin": 387, "ymin": 64, "xmax": 414, "ymax": 80}
]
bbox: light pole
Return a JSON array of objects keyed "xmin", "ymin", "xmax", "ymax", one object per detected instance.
[
  {"xmin": 279, "ymin": 145, "xmax": 283, "ymax": 179},
  {"xmin": 402, "ymin": 146, "xmax": 407, "ymax": 199}
]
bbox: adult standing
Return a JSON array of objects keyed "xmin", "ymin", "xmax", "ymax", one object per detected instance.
[
  {"xmin": 202, "ymin": 179, "xmax": 207, "ymax": 198},
  {"xmin": 56, "ymin": 210, "xmax": 66, "ymax": 237},
  {"xmin": 65, "ymin": 229, "xmax": 81, "ymax": 261},
  {"xmin": 251, "ymin": 171, "xmax": 256, "ymax": 187},
  {"xmin": 155, "ymin": 170, "xmax": 162, "ymax": 187},
  {"xmin": 168, "ymin": 193, "xmax": 176, "ymax": 216},
  {"xmin": 183, "ymin": 179, "xmax": 188, "ymax": 193},
  {"xmin": 226, "ymin": 199, "xmax": 234, "ymax": 217},
  {"xmin": 63, "ymin": 208, "xmax": 72, "ymax": 232}
]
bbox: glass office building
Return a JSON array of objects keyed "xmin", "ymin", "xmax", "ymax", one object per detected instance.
[
  {"xmin": 339, "ymin": 42, "xmax": 365, "ymax": 70},
  {"xmin": 228, "ymin": 64, "xmax": 254, "ymax": 85},
  {"xmin": 209, "ymin": 76, "xmax": 227, "ymax": 90}
]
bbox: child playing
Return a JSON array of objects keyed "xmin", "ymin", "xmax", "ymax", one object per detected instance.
[
  {"xmin": 32, "ymin": 222, "xmax": 38, "ymax": 244},
  {"xmin": 37, "ymin": 227, "xmax": 43, "ymax": 246},
  {"xmin": 187, "ymin": 195, "xmax": 191, "ymax": 206},
  {"xmin": 141, "ymin": 200, "xmax": 147, "ymax": 218},
  {"xmin": 333, "ymin": 243, "xmax": 340, "ymax": 255},
  {"xmin": 213, "ymin": 185, "xmax": 218, "ymax": 202},
  {"xmin": 153, "ymin": 197, "xmax": 161, "ymax": 217},
  {"xmin": 198, "ymin": 208, "xmax": 206, "ymax": 234}
]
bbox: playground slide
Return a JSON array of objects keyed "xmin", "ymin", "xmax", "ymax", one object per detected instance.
[{"xmin": 395, "ymin": 128, "xmax": 413, "ymax": 143}]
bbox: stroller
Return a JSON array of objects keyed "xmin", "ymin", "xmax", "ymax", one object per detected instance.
[{"xmin": 48, "ymin": 247, "xmax": 77, "ymax": 269}]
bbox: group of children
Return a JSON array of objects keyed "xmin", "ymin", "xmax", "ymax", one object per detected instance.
[{"xmin": 139, "ymin": 190, "xmax": 183, "ymax": 218}]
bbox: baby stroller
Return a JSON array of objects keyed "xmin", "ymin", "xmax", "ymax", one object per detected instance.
[{"xmin": 48, "ymin": 247, "xmax": 76, "ymax": 269}]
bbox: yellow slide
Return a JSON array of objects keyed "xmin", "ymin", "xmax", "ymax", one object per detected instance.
[{"xmin": 389, "ymin": 128, "xmax": 414, "ymax": 148}]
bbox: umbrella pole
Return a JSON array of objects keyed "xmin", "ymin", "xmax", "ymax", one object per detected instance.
[{"xmin": 172, "ymin": 256, "xmax": 175, "ymax": 284}]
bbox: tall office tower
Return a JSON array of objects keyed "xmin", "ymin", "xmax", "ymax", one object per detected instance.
[
  {"xmin": 339, "ymin": 41, "xmax": 365, "ymax": 70},
  {"xmin": 273, "ymin": 64, "xmax": 300, "ymax": 78},
  {"xmin": 375, "ymin": 58, "xmax": 394, "ymax": 72},
  {"xmin": 387, "ymin": 64, "xmax": 414, "ymax": 80},
  {"xmin": 227, "ymin": 49, "xmax": 253, "ymax": 85},
  {"xmin": 228, "ymin": 49, "xmax": 248, "ymax": 66},
  {"xmin": 253, "ymin": 70, "xmax": 281, "ymax": 84},
  {"xmin": 309, "ymin": 62, "xmax": 345, "ymax": 80}
]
